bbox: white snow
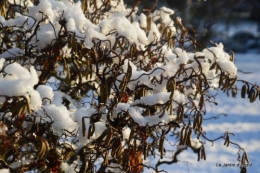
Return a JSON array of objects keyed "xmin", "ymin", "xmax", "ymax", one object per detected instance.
[
  {"xmin": 190, "ymin": 138, "xmax": 202, "ymax": 149},
  {"xmin": 139, "ymin": 13, "xmax": 147, "ymax": 29},
  {"xmin": 0, "ymin": 62, "xmax": 42, "ymax": 110},
  {"xmin": 0, "ymin": 169, "xmax": 10, "ymax": 173},
  {"xmin": 7, "ymin": 0, "xmax": 33, "ymax": 7},
  {"xmin": 75, "ymin": 107, "xmax": 107, "ymax": 145},
  {"xmin": 122, "ymin": 126, "xmax": 131, "ymax": 140},
  {"xmin": 60, "ymin": 163, "xmax": 77, "ymax": 173},
  {"xmin": 36, "ymin": 85, "xmax": 54, "ymax": 103},
  {"xmin": 44, "ymin": 104, "xmax": 78, "ymax": 136},
  {"xmin": 129, "ymin": 107, "xmax": 170, "ymax": 126}
]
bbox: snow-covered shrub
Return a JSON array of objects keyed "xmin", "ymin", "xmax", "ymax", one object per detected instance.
[{"xmin": 0, "ymin": 0, "xmax": 257, "ymax": 172}]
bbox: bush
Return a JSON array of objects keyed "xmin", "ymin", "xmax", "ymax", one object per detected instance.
[{"xmin": 0, "ymin": 0, "xmax": 258, "ymax": 172}]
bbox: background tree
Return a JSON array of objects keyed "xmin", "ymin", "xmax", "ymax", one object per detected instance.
[
  {"xmin": 166, "ymin": 0, "xmax": 260, "ymax": 47},
  {"xmin": 0, "ymin": 0, "xmax": 258, "ymax": 173}
]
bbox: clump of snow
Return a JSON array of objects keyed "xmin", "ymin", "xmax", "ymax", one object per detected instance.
[
  {"xmin": 148, "ymin": 22, "xmax": 161, "ymax": 42},
  {"xmin": 0, "ymin": 169, "xmax": 10, "ymax": 173},
  {"xmin": 60, "ymin": 162, "xmax": 78, "ymax": 173},
  {"xmin": 195, "ymin": 52, "xmax": 205, "ymax": 58},
  {"xmin": 75, "ymin": 108, "xmax": 107, "ymax": 145},
  {"xmin": 0, "ymin": 122, "xmax": 8, "ymax": 135},
  {"xmin": 44, "ymin": 104, "xmax": 78, "ymax": 136},
  {"xmin": 122, "ymin": 127, "xmax": 131, "ymax": 140},
  {"xmin": 132, "ymin": 91, "xmax": 185, "ymax": 106},
  {"xmin": 29, "ymin": 0, "xmax": 55, "ymax": 22},
  {"xmin": 100, "ymin": 16, "xmax": 148, "ymax": 45},
  {"xmin": 0, "ymin": 62, "xmax": 41, "ymax": 110},
  {"xmin": 160, "ymin": 7, "xmax": 174, "ymax": 26},
  {"xmin": 107, "ymin": 163, "xmax": 122, "ymax": 173},
  {"xmin": 84, "ymin": 28, "xmax": 107, "ymax": 49},
  {"xmin": 7, "ymin": 0, "xmax": 33, "ymax": 7},
  {"xmin": 139, "ymin": 13, "xmax": 147, "ymax": 29},
  {"xmin": 75, "ymin": 107, "xmax": 97, "ymax": 121},
  {"xmin": 0, "ymin": 59, "xmax": 5, "ymax": 70},
  {"xmin": 27, "ymin": 0, "xmax": 99, "ymax": 48},
  {"xmin": 133, "ymin": 92, "xmax": 170, "ymax": 105},
  {"xmin": 203, "ymin": 43, "xmax": 237, "ymax": 76},
  {"xmin": 113, "ymin": 103, "xmax": 130, "ymax": 118},
  {"xmin": 129, "ymin": 107, "xmax": 170, "ymax": 126},
  {"xmin": 9, "ymin": 161, "xmax": 23, "ymax": 169},
  {"xmin": 33, "ymin": 23, "xmax": 61, "ymax": 48},
  {"xmin": 218, "ymin": 60, "xmax": 237, "ymax": 76},
  {"xmin": 36, "ymin": 85, "xmax": 54, "ymax": 104},
  {"xmin": 110, "ymin": 0, "xmax": 125, "ymax": 12},
  {"xmin": 175, "ymin": 48, "xmax": 189, "ymax": 65},
  {"xmin": 191, "ymin": 138, "xmax": 202, "ymax": 149}
]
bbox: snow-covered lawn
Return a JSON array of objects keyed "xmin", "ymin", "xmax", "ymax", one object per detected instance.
[{"xmin": 159, "ymin": 53, "xmax": 260, "ymax": 173}]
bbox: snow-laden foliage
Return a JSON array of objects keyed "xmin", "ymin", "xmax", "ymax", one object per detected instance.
[{"xmin": 0, "ymin": 0, "xmax": 257, "ymax": 172}]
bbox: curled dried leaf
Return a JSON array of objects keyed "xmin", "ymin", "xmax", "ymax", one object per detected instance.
[
  {"xmin": 104, "ymin": 151, "xmax": 109, "ymax": 166},
  {"xmin": 186, "ymin": 128, "xmax": 192, "ymax": 146},
  {"xmin": 104, "ymin": 127, "xmax": 113, "ymax": 146},
  {"xmin": 229, "ymin": 76, "xmax": 237, "ymax": 87},
  {"xmin": 143, "ymin": 141, "xmax": 148, "ymax": 160},
  {"xmin": 36, "ymin": 137, "xmax": 50, "ymax": 159},
  {"xmin": 147, "ymin": 16, "xmax": 152, "ymax": 31},
  {"xmin": 201, "ymin": 147, "xmax": 206, "ymax": 160},
  {"xmin": 198, "ymin": 95, "xmax": 204, "ymax": 110},
  {"xmin": 87, "ymin": 124, "xmax": 95, "ymax": 139},
  {"xmin": 179, "ymin": 127, "xmax": 185, "ymax": 145},
  {"xmin": 243, "ymin": 151, "xmax": 249, "ymax": 163},
  {"xmin": 249, "ymin": 87, "xmax": 255, "ymax": 103},
  {"xmin": 82, "ymin": 117, "xmax": 86, "ymax": 137},
  {"xmin": 240, "ymin": 167, "xmax": 247, "ymax": 173},
  {"xmin": 209, "ymin": 62, "xmax": 217, "ymax": 70},
  {"xmin": 126, "ymin": 61, "xmax": 132, "ymax": 82},
  {"xmin": 219, "ymin": 72, "xmax": 224, "ymax": 87},
  {"xmin": 223, "ymin": 133, "xmax": 230, "ymax": 147},
  {"xmin": 197, "ymin": 148, "xmax": 201, "ymax": 161},
  {"xmin": 232, "ymin": 86, "xmax": 237, "ymax": 98},
  {"xmin": 230, "ymin": 51, "xmax": 235, "ymax": 62},
  {"xmin": 159, "ymin": 130, "xmax": 166, "ymax": 159},
  {"xmin": 193, "ymin": 114, "xmax": 199, "ymax": 130},
  {"xmin": 241, "ymin": 84, "xmax": 247, "ymax": 99}
]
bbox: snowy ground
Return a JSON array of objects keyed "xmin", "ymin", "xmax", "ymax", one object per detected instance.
[{"xmin": 158, "ymin": 53, "xmax": 260, "ymax": 173}]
